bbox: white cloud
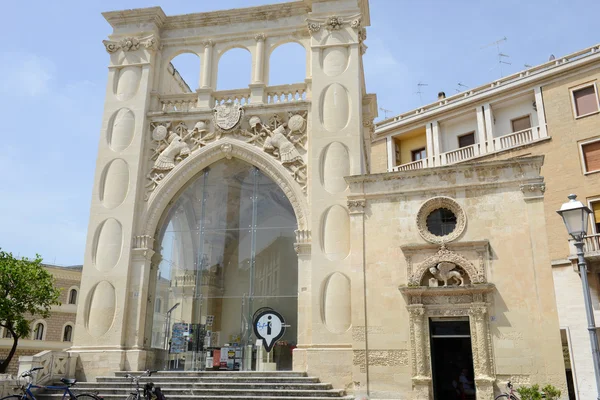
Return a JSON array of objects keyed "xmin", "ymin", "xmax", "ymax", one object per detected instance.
[{"xmin": 0, "ymin": 52, "xmax": 55, "ymax": 97}]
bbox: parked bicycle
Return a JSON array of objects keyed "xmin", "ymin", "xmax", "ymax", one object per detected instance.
[
  {"xmin": 0, "ymin": 366, "xmax": 101, "ymax": 400},
  {"xmin": 495, "ymin": 381, "xmax": 547, "ymax": 400},
  {"xmin": 124, "ymin": 370, "xmax": 166, "ymax": 400}
]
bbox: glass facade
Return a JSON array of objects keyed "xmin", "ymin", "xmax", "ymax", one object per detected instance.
[{"xmin": 151, "ymin": 159, "xmax": 298, "ymax": 371}]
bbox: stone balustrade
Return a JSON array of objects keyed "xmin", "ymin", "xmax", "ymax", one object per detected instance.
[{"xmin": 266, "ymin": 83, "xmax": 307, "ymax": 104}]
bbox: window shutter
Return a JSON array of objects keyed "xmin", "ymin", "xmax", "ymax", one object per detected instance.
[
  {"xmin": 574, "ymin": 86, "xmax": 599, "ymax": 116},
  {"xmin": 583, "ymin": 141, "xmax": 600, "ymax": 172},
  {"xmin": 511, "ymin": 116, "xmax": 532, "ymax": 132}
]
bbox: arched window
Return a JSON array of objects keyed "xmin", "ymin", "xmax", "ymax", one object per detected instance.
[
  {"xmin": 62, "ymin": 325, "xmax": 73, "ymax": 342},
  {"xmin": 166, "ymin": 52, "xmax": 201, "ymax": 94},
  {"xmin": 33, "ymin": 322, "xmax": 45, "ymax": 340},
  {"xmin": 68, "ymin": 288, "xmax": 78, "ymax": 305},
  {"xmin": 155, "ymin": 298, "xmax": 162, "ymax": 313},
  {"xmin": 217, "ymin": 48, "xmax": 252, "ymax": 90},
  {"xmin": 268, "ymin": 42, "xmax": 306, "ymax": 86}
]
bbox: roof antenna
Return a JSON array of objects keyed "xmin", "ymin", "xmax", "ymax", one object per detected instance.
[
  {"xmin": 415, "ymin": 81, "xmax": 428, "ymax": 103},
  {"xmin": 379, "ymin": 107, "xmax": 392, "ymax": 119},
  {"xmin": 482, "ymin": 37, "xmax": 510, "ymax": 78}
]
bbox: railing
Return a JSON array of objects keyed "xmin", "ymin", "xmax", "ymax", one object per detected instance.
[
  {"xmin": 493, "ymin": 127, "xmax": 536, "ymax": 150},
  {"xmin": 392, "ymin": 159, "xmax": 426, "ymax": 172},
  {"xmin": 376, "ymin": 43, "xmax": 600, "ymax": 131},
  {"xmin": 213, "ymin": 88, "xmax": 251, "ymax": 106},
  {"xmin": 584, "ymin": 234, "xmax": 600, "ymax": 253},
  {"xmin": 441, "ymin": 144, "xmax": 478, "ymax": 165},
  {"xmin": 266, "ymin": 83, "xmax": 307, "ymax": 104},
  {"xmin": 160, "ymin": 93, "xmax": 198, "ymax": 113},
  {"xmin": 17, "ymin": 351, "xmax": 76, "ymax": 386}
]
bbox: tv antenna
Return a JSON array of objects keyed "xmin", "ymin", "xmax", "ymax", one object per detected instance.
[
  {"xmin": 482, "ymin": 37, "xmax": 510, "ymax": 77},
  {"xmin": 414, "ymin": 81, "xmax": 428, "ymax": 103},
  {"xmin": 379, "ymin": 107, "xmax": 393, "ymax": 119}
]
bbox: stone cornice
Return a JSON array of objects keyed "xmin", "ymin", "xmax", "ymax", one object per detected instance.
[
  {"xmin": 163, "ymin": 2, "xmax": 309, "ymax": 30},
  {"xmin": 399, "ymin": 283, "xmax": 496, "ymax": 297},
  {"xmin": 102, "ymin": 7, "xmax": 167, "ymax": 29},
  {"xmin": 400, "ymin": 240, "xmax": 490, "ymax": 255}
]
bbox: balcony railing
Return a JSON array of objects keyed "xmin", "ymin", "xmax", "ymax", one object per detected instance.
[
  {"xmin": 213, "ymin": 88, "xmax": 251, "ymax": 106},
  {"xmin": 266, "ymin": 83, "xmax": 307, "ymax": 104},
  {"xmin": 390, "ymin": 126, "xmax": 541, "ymax": 172},
  {"xmin": 160, "ymin": 93, "xmax": 199, "ymax": 113},
  {"xmin": 584, "ymin": 234, "xmax": 600, "ymax": 253}
]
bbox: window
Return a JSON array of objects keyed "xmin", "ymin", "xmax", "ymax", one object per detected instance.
[
  {"xmin": 590, "ymin": 200, "xmax": 600, "ymax": 234},
  {"xmin": 426, "ymin": 208, "xmax": 457, "ymax": 237},
  {"xmin": 33, "ymin": 323, "xmax": 44, "ymax": 340},
  {"xmin": 458, "ymin": 132, "xmax": 475, "ymax": 148},
  {"xmin": 63, "ymin": 325, "xmax": 73, "ymax": 342},
  {"xmin": 572, "ymin": 84, "xmax": 599, "ymax": 117},
  {"xmin": 511, "ymin": 115, "xmax": 532, "ymax": 132},
  {"xmin": 411, "ymin": 148, "xmax": 427, "ymax": 162},
  {"xmin": 395, "ymin": 142, "xmax": 401, "ymax": 165},
  {"xmin": 68, "ymin": 289, "xmax": 78, "ymax": 305},
  {"xmin": 155, "ymin": 298, "xmax": 162, "ymax": 313},
  {"xmin": 581, "ymin": 139, "xmax": 600, "ymax": 173}
]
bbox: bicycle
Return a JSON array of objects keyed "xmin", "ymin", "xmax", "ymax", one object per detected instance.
[
  {"xmin": 495, "ymin": 381, "xmax": 520, "ymax": 400},
  {"xmin": 0, "ymin": 366, "xmax": 101, "ymax": 400},
  {"xmin": 124, "ymin": 370, "xmax": 166, "ymax": 400},
  {"xmin": 495, "ymin": 381, "xmax": 547, "ymax": 400}
]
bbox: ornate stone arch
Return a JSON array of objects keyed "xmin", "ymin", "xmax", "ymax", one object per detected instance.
[
  {"xmin": 142, "ymin": 137, "xmax": 309, "ymax": 239},
  {"xmin": 409, "ymin": 245, "xmax": 485, "ymax": 286}
]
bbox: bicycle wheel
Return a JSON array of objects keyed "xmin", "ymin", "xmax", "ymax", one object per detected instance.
[
  {"xmin": 495, "ymin": 395, "xmax": 518, "ymax": 400},
  {"xmin": 125, "ymin": 394, "xmax": 139, "ymax": 400},
  {"xmin": 76, "ymin": 394, "xmax": 102, "ymax": 400},
  {"xmin": 0, "ymin": 396, "xmax": 25, "ymax": 400}
]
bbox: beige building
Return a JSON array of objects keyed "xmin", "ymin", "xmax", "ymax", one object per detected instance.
[
  {"xmin": 68, "ymin": 0, "xmax": 592, "ymax": 399},
  {"xmin": 0, "ymin": 265, "xmax": 81, "ymax": 375},
  {"xmin": 373, "ymin": 43, "xmax": 600, "ymax": 399}
]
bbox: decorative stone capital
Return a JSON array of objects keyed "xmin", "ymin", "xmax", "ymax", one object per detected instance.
[
  {"xmin": 520, "ymin": 181, "xmax": 546, "ymax": 200},
  {"xmin": 254, "ymin": 33, "xmax": 266, "ymax": 42},
  {"xmin": 103, "ymin": 34, "xmax": 160, "ymax": 53},
  {"xmin": 306, "ymin": 14, "xmax": 362, "ymax": 34},
  {"xmin": 469, "ymin": 304, "xmax": 488, "ymax": 319},
  {"xmin": 407, "ymin": 306, "xmax": 426, "ymax": 318},
  {"xmin": 202, "ymin": 39, "xmax": 214, "ymax": 48},
  {"xmin": 294, "ymin": 229, "xmax": 311, "ymax": 255},
  {"xmin": 347, "ymin": 199, "xmax": 366, "ymax": 214},
  {"xmin": 133, "ymin": 235, "xmax": 155, "ymax": 250}
]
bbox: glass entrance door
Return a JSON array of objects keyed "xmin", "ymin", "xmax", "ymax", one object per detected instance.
[{"xmin": 151, "ymin": 159, "xmax": 298, "ymax": 371}]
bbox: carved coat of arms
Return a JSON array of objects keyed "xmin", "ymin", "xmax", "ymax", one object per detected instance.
[{"xmin": 213, "ymin": 103, "xmax": 243, "ymax": 132}]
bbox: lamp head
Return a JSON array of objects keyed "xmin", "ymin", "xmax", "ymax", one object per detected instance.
[{"xmin": 556, "ymin": 194, "xmax": 592, "ymax": 241}]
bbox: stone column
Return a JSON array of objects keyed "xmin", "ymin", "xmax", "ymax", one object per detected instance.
[
  {"xmin": 249, "ymin": 34, "xmax": 266, "ymax": 104},
  {"xmin": 469, "ymin": 304, "xmax": 494, "ymax": 400},
  {"xmin": 534, "ymin": 86, "xmax": 547, "ymax": 138},
  {"xmin": 409, "ymin": 306, "xmax": 431, "ymax": 400},
  {"xmin": 483, "ymin": 103, "xmax": 495, "ymax": 150},
  {"xmin": 476, "ymin": 105, "xmax": 488, "ymax": 154},
  {"xmin": 197, "ymin": 40, "xmax": 214, "ymax": 108},
  {"xmin": 425, "ymin": 122, "xmax": 434, "ymax": 167},
  {"xmin": 386, "ymin": 136, "xmax": 395, "ymax": 171},
  {"xmin": 432, "ymin": 121, "xmax": 441, "ymax": 165},
  {"xmin": 293, "ymin": 229, "xmax": 312, "ymax": 372}
]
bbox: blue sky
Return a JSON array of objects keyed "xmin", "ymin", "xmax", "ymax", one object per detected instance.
[{"xmin": 1, "ymin": 0, "xmax": 599, "ymax": 265}]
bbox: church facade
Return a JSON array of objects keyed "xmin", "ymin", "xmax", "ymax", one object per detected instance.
[{"xmin": 73, "ymin": 1, "xmax": 576, "ymax": 398}]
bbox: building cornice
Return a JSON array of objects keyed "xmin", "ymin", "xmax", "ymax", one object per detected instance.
[
  {"xmin": 102, "ymin": 7, "xmax": 167, "ymax": 29},
  {"xmin": 374, "ymin": 43, "xmax": 600, "ymax": 139}
]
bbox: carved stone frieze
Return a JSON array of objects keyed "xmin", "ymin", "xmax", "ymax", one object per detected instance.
[
  {"xmin": 409, "ymin": 244, "xmax": 485, "ymax": 286},
  {"xmin": 103, "ymin": 34, "xmax": 160, "ymax": 53},
  {"xmin": 145, "ymin": 110, "xmax": 308, "ymax": 199},
  {"xmin": 520, "ymin": 181, "xmax": 546, "ymax": 200},
  {"xmin": 306, "ymin": 14, "xmax": 362, "ymax": 33}
]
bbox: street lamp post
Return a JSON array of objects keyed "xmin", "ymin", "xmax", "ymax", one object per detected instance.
[{"xmin": 557, "ymin": 194, "xmax": 600, "ymax": 400}]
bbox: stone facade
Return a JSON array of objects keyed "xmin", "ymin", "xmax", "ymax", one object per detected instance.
[
  {"xmin": 0, "ymin": 265, "xmax": 81, "ymax": 376},
  {"xmin": 72, "ymin": 0, "xmax": 574, "ymax": 399}
]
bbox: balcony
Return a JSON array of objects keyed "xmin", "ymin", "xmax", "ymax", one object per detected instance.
[
  {"xmin": 583, "ymin": 234, "xmax": 600, "ymax": 260},
  {"xmin": 390, "ymin": 126, "xmax": 542, "ymax": 172}
]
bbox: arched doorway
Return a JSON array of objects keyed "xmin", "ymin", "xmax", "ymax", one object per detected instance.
[{"xmin": 151, "ymin": 158, "xmax": 298, "ymax": 371}]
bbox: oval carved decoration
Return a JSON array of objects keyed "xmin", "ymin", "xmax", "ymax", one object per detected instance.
[
  {"xmin": 320, "ymin": 83, "xmax": 350, "ymax": 133},
  {"xmin": 321, "ymin": 205, "xmax": 350, "ymax": 261},
  {"xmin": 322, "ymin": 46, "xmax": 349, "ymax": 77},
  {"xmin": 93, "ymin": 218, "xmax": 123, "ymax": 272},
  {"xmin": 322, "ymin": 272, "xmax": 351, "ymax": 333},
  {"xmin": 100, "ymin": 159, "xmax": 129, "ymax": 209},
  {"xmin": 107, "ymin": 108, "xmax": 135, "ymax": 152},
  {"xmin": 86, "ymin": 280, "xmax": 116, "ymax": 337},
  {"xmin": 115, "ymin": 66, "xmax": 142, "ymax": 101},
  {"xmin": 321, "ymin": 142, "xmax": 350, "ymax": 193}
]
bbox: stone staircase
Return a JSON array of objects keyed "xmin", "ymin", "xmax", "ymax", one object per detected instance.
[{"xmin": 37, "ymin": 371, "xmax": 353, "ymax": 400}]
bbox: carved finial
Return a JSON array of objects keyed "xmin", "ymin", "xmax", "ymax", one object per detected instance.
[{"xmin": 254, "ymin": 33, "xmax": 266, "ymax": 42}]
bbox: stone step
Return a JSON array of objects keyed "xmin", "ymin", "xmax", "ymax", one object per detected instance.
[
  {"xmin": 73, "ymin": 382, "xmax": 333, "ymax": 390},
  {"xmin": 50, "ymin": 388, "xmax": 345, "ymax": 397},
  {"xmin": 97, "ymin": 376, "xmax": 321, "ymax": 384},
  {"xmin": 38, "ymin": 396, "xmax": 354, "ymax": 400},
  {"xmin": 114, "ymin": 371, "xmax": 308, "ymax": 378}
]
